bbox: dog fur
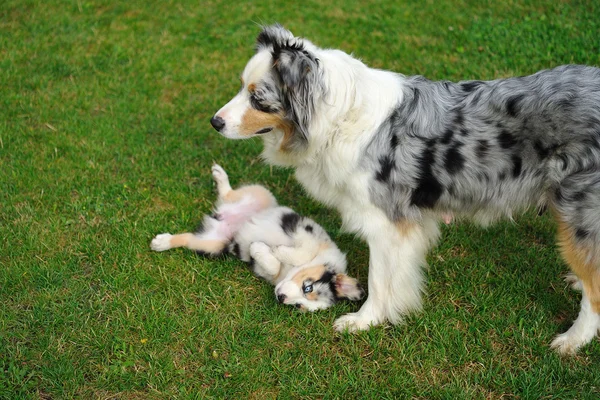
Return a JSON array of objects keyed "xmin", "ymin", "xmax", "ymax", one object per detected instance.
[
  {"xmin": 150, "ymin": 164, "xmax": 364, "ymax": 311},
  {"xmin": 210, "ymin": 24, "xmax": 600, "ymax": 354}
]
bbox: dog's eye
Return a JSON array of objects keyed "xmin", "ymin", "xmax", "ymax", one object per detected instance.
[{"xmin": 303, "ymin": 284, "xmax": 313, "ymax": 294}]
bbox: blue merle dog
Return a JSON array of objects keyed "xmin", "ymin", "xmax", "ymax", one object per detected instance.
[{"xmin": 210, "ymin": 24, "xmax": 600, "ymax": 354}]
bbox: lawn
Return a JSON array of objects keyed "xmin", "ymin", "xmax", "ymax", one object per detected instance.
[{"xmin": 1, "ymin": 0, "xmax": 600, "ymax": 398}]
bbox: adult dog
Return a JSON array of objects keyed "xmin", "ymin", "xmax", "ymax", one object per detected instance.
[{"xmin": 210, "ymin": 24, "xmax": 600, "ymax": 354}]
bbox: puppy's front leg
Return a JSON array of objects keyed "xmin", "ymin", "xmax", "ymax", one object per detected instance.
[{"xmin": 334, "ymin": 216, "xmax": 439, "ymax": 332}]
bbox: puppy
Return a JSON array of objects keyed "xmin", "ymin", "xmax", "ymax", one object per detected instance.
[
  {"xmin": 151, "ymin": 164, "xmax": 364, "ymax": 311},
  {"xmin": 210, "ymin": 24, "xmax": 600, "ymax": 353}
]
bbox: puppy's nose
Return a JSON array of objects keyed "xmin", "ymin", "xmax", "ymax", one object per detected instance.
[
  {"xmin": 277, "ymin": 294, "xmax": 287, "ymax": 304},
  {"xmin": 210, "ymin": 116, "xmax": 225, "ymax": 132}
]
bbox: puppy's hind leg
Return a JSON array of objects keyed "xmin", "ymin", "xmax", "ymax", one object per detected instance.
[{"xmin": 151, "ymin": 232, "xmax": 228, "ymax": 255}]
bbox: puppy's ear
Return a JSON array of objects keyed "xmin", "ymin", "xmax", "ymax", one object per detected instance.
[{"xmin": 334, "ymin": 274, "xmax": 365, "ymax": 301}]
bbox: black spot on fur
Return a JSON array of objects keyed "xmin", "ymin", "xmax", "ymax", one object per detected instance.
[
  {"xmin": 506, "ymin": 94, "xmax": 525, "ymax": 117},
  {"xmin": 445, "ymin": 143, "xmax": 465, "ymax": 175},
  {"xmin": 390, "ymin": 132, "xmax": 399, "ymax": 150},
  {"xmin": 304, "ymin": 224, "xmax": 314, "ymax": 233},
  {"xmin": 375, "ymin": 155, "xmax": 395, "ymax": 182},
  {"xmin": 554, "ymin": 187, "xmax": 565, "ymax": 204},
  {"xmin": 454, "ymin": 109, "xmax": 464, "ymax": 126},
  {"xmin": 533, "ymin": 140, "xmax": 550, "ymax": 159},
  {"xmin": 411, "ymin": 147, "xmax": 444, "ymax": 208},
  {"xmin": 499, "ymin": 171, "xmax": 507, "ymax": 181},
  {"xmin": 281, "ymin": 212, "xmax": 301, "ymax": 235},
  {"xmin": 440, "ymin": 128, "xmax": 454, "ymax": 145},
  {"xmin": 476, "ymin": 140, "xmax": 489, "ymax": 159},
  {"xmin": 406, "ymin": 88, "xmax": 420, "ymax": 115},
  {"xmin": 498, "ymin": 130, "xmax": 517, "ymax": 149},
  {"xmin": 573, "ymin": 192, "xmax": 586, "ymax": 202},
  {"xmin": 231, "ymin": 241, "xmax": 241, "ymax": 258},
  {"xmin": 460, "ymin": 128, "xmax": 469, "ymax": 137},
  {"xmin": 511, "ymin": 154, "xmax": 522, "ymax": 178},
  {"xmin": 460, "ymin": 81, "xmax": 483, "ymax": 92},
  {"xmin": 575, "ymin": 228, "xmax": 590, "ymax": 240},
  {"xmin": 316, "ymin": 271, "xmax": 336, "ymax": 285}
]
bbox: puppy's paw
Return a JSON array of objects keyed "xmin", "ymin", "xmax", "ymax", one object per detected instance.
[
  {"xmin": 333, "ymin": 312, "xmax": 377, "ymax": 333},
  {"xmin": 151, "ymin": 233, "xmax": 173, "ymax": 251},
  {"xmin": 249, "ymin": 241, "xmax": 271, "ymax": 258},
  {"xmin": 211, "ymin": 164, "xmax": 228, "ymax": 183}
]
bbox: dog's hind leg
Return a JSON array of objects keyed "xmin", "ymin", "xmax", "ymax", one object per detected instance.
[
  {"xmin": 550, "ymin": 217, "xmax": 600, "ymax": 354},
  {"xmin": 550, "ymin": 176, "xmax": 600, "ymax": 354},
  {"xmin": 334, "ymin": 212, "xmax": 440, "ymax": 332}
]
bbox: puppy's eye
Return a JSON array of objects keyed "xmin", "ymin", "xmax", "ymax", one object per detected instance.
[{"xmin": 303, "ymin": 284, "xmax": 313, "ymax": 294}]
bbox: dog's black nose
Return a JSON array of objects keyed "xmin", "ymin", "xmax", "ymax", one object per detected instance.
[
  {"xmin": 277, "ymin": 294, "xmax": 286, "ymax": 304},
  {"xmin": 210, "ymin": 116, "xmax": 225, "ymax": 132}
]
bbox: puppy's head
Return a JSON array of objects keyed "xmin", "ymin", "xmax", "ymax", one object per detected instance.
[
  {"xmin": 274, "ymin": 264, "xmax": 364, "ymax": 311},
  {"xmin": 211, "ymin": 24, "xmax": 323, "ymax": 153}
]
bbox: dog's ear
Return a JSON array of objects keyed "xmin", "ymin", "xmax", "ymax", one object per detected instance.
[
  {"xmin": 256, "ymin": 25, "xmax": 320, "ymax": 146},
  {"xmin": 273, "ymin": 45, "xmax": 319, "ymax": 143},
  {"xmin": 256, "ymin": 24, "xmax": 295, "ymax": 52},
  {"xmin": 333, "ymin": 274, "xmax": 365, "ymax": 301}
]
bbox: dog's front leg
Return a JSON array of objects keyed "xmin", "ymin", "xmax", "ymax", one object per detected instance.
[{"xmin": 334, "ymin": 216, "xmax": 440, "ymax": 332}]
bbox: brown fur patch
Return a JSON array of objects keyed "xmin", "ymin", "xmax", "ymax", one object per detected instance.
[
  {"xmin": 555, "ymin": 215, "xmax": 600, "ymax": 313},
  {"xmin": 239, "ymin": 109, "xmax": 295, "ymax": 151},
  {"xmin": 248, "ymin": 83, "xmax": 256, "ymax": 93},
  {"xmin": 222, "ymin": 185, "xmax": 275, "ymax": 209},
  {"xmin": 169, "ymin": 233, "xmax": 194, "ymax": 248},
  {"xmin": 396, "ymin": 220, "xmax": 418, "ymax": 236},
  {"xmin": 170, "ymin": 233, "xmax": 227, "ymax": 254},
  {"xmin": 291, "ymin": 264, "xmax": 327, "ymax": 293}
]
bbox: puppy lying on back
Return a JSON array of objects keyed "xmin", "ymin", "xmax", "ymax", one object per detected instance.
[{"xmin": 151, "ymin": 164, "xmax": 364, "ymax": 311}]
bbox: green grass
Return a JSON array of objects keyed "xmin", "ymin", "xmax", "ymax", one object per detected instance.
[{"xmin": 2, "ymin": 0, "xmax": 600, "ymax": 398}]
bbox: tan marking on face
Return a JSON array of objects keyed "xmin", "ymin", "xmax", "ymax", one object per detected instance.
[
  {"xmin": 240, "ymin": 108, "xmax": 288, "ymax": 136},
  {"xmin": 554, "ymin": 213, "xmax": 600, "ymax": 313},
  {"xmin": 291, "ymin": 264, "xmax": 327, "ymax": 300},
  {"xmin": 247, "ymin": 83, "xmax": 256, "ymax": 93}
]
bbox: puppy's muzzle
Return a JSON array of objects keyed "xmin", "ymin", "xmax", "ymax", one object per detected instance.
[
  {"xmin": 210, "ymin": 116, "xmax": 225, "ymax": 132},
  {"xmin": 277, "ymin": 294, "xmax": 287, "ymax": 304}
]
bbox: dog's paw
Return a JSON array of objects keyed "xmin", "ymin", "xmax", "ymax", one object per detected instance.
[
  {"xmin": 564, "ymin": 273, "xmax": 583, "ymax": 292},
  {"xmin": 150, "ymin": 233, "xmax": 173, "ymax": 251},
  {"xmin": 211, "ymin": 164, "xmax": 228, "ymax": 183},
  {"xmin": 550, "ymin": 332, "xmax": 584, "ymax": 355},
  {"xmin": 333, "ymin": 312, "xmax": 378, "ymax": 333}
]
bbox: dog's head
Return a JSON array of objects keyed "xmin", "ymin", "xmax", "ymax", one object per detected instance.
[
  {"xmin": 211, "ymin": 24, "xmax": 323, "ymax": 154},
  {"xmin": 274, "ymin": 264, "xmax": 364, "ymax": 311}
]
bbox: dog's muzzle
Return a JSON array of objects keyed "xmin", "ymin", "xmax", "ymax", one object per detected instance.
[{"xmin": 277, "ymin": 294, "xmax": 286, "ymax": 304}]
